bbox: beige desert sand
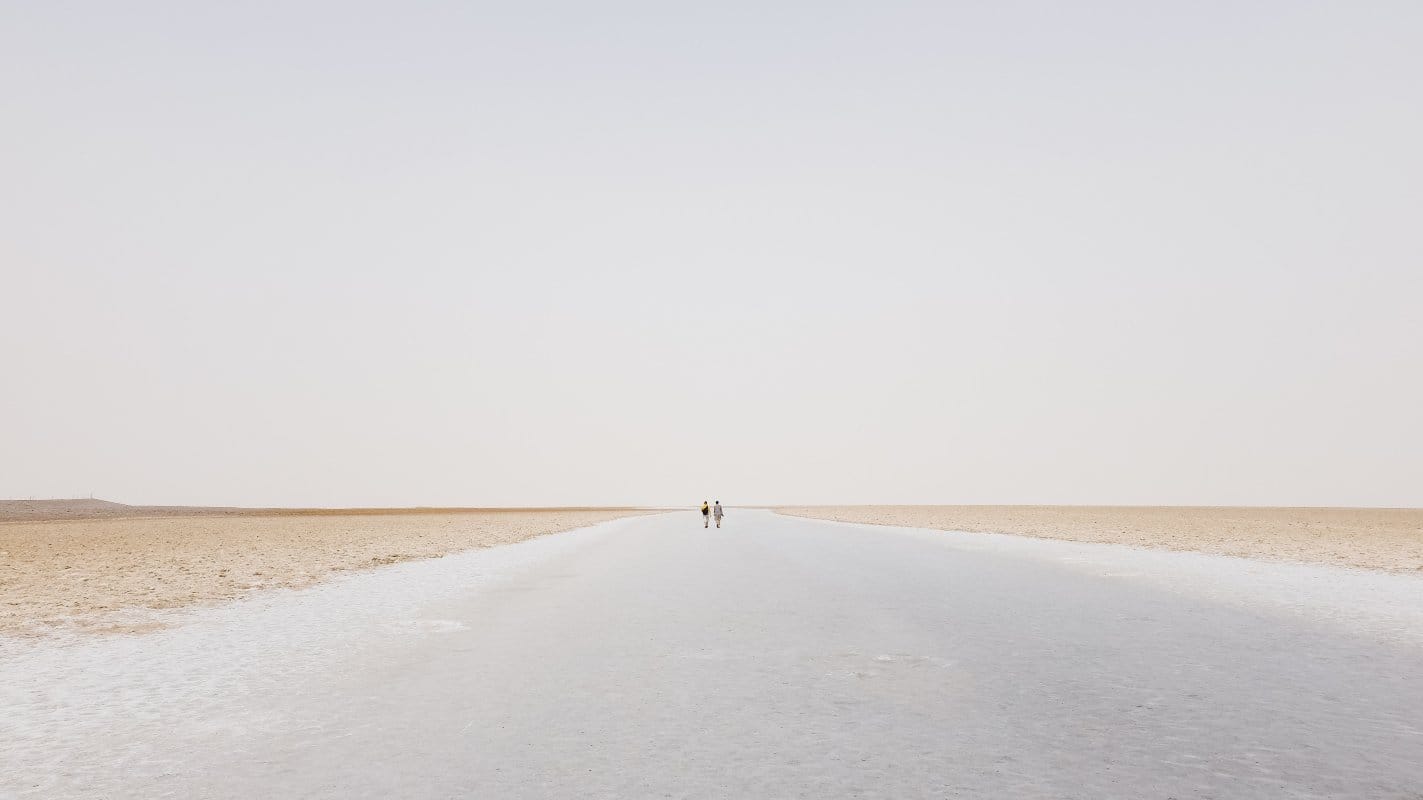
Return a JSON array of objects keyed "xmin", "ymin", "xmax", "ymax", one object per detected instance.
[
  {"xmin": 776, "ymin": 506, "xmax": 1423, "ymax": 573},
  {"xmin": 0, "ymin": 501, "xmax": 657, "ymax": 637}
]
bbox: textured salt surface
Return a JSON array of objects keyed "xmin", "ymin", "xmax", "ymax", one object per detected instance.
[
  {"xmin": 0, "ymin": 517, "xmax": 635, "ymax": 798},
  {"xmin": 3, "ymin": 511, "xmax": 1421, "ymax": 798}
]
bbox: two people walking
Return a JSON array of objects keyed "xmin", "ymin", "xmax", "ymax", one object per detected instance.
[{"xmin": 700, "ymin": 500, "xmax": 724, "ymax": 529}]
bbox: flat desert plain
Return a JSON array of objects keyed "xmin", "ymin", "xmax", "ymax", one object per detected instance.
[
  {"xmin": 777, "ymin": 506, "xmax": 1423, "ymax": 573},
  {"xmin": 0, "ymin": 501, "xmax": 654, "ymax": 637}
]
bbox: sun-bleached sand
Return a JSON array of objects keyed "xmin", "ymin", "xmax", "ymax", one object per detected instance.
[
  {"xmin": 0, "ymin": 501, "xmax": 656, "ymax": 637},
  {"xmin": 776, "ymin": 506, "xmax": 1423, "ymax": 573}
]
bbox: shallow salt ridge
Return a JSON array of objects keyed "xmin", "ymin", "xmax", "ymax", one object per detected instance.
[
  {"xmin": 0, "ymin": 516, "xmax": 642, "ymax": 799},
  {"xmin": 834, "ymin": 517, "xmax": 1423, "ymax": 646}
]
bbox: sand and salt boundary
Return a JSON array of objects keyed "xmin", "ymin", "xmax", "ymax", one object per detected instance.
[
  {"xmin": 9, "ymin": 501, "xmax": 1420, "ymax": 638},
  {"xmin": 0, "ymin": 501, "xmax": 658, "ymax": 637},
  {"xmin": 776, "ymin": 505, "xmax": 1423, "ymax": 573}
]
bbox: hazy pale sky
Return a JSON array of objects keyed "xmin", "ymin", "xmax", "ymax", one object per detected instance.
[{"xmin": 3, "ymin": 1, "xmax": 1420, "ymax": 507}]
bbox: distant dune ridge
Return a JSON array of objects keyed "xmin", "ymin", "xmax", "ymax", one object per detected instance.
[
  {"xmin": 776, "ymin": 505, "xmax": 1423, "ymax": 573},
  {"xmin": 0, "ymin": 500, "xmax": 658, "ymax": 637},
  {"xmin": 0, "ymin": 498, "xmax": 137, "ymax": 521}
]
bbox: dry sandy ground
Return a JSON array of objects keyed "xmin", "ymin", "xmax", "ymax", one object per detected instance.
[
  {"xmin": 776, "ymin": 506, "xmax": 1423, "ymax": 573},
  {"xmin": 0, "ymin": 501, "xmax": 655, "ymax": 637}
]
